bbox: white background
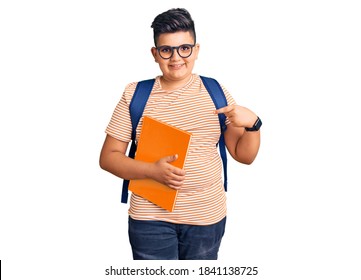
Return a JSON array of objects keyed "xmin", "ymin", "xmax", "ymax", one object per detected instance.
[{"xmin": 1, "ymin": 0, "xmax": 360, "ymax": 279}]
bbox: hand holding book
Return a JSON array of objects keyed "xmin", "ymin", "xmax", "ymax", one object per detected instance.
[{"xmin": 150, "ymin": 154, "xmax": 186, "ymax": 190}]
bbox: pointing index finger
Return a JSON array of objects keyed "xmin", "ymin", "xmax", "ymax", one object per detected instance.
[{"xmin": 215, "ymin": 105, "xmax": 233, "ymax": 115}]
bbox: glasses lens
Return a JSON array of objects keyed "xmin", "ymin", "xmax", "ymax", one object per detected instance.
[
  {"xmin": 177, "ymin": 44, "xmax": 193, "ymax": 58},
  {"xmin": 158, "ymin": 46, "xmax": 173, "ymax": 59}
]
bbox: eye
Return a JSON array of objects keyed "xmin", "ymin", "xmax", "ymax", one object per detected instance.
[
  {"xmin": 159, "ymin": 46, "xmax": 172, "ymax": 53},
  {"xmin": 180, "ymin": 45, "xmax": 191, "ymax": 51}
]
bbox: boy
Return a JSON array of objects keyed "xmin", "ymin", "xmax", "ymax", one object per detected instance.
[{"xmin": 100, "ymin": 8, "xmax": 261, "ymax": 260}]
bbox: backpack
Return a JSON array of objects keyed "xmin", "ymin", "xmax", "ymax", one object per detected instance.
[{"xmin": 121, "ymin": 76, "xmax": 228, "ymax": 204}]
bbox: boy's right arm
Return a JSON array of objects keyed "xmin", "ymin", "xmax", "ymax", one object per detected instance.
[{"xmin": 99, "ymin": 134, "xmax": 185, "ymax": 189}]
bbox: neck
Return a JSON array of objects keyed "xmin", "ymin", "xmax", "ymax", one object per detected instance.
[{"xmin": 160, "ymin": 75, "xmax": 193, "ymax": 91}]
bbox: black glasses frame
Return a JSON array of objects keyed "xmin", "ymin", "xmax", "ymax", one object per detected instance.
[{"xmin": 156, "ymin": 44, "xmax": 195, "ymax": 59}]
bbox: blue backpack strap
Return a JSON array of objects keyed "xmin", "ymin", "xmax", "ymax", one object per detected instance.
[
  {"xmin": 121, "ymin": 78, "xmax": 155, "ymax": 203},
  {"xmin": 200, "ymin": 76, "xmax": 229, "ymax": 191}
]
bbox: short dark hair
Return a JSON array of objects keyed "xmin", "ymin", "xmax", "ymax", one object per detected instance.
[{"xmin": 151, "ymin": 8, "xmax": 196, "ymax": 46}]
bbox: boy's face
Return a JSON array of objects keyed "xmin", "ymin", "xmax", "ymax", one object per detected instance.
[{"xmin": 151, "ymin": 31, "xmax": 199, "ymax": 85}]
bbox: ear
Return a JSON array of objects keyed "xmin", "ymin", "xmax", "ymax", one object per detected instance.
[
  {"xmin": 194, "ymin": 43, "xmax": 200, "ymax": 60},
  {"xmin": 151, "ymin": 47, "xmax": 158, "ymax": 63}
]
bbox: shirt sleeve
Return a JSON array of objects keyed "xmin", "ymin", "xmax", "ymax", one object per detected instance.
[
  {"xmin": 105, "ymin": 82, "xmax": 137, "ymax": 142},
  {"xmin": 220, "ymin": 84, "xmax": 236, "ymax": 125}
]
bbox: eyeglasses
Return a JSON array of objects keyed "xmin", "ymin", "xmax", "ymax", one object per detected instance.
[{"xmin": 156, "ymin": 44, "xmax": 195, "ymax": 59}]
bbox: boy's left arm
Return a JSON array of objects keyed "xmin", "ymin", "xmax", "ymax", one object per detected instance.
[{"xmin": 215, "ymin": 105, "xmax": 261, "ymax": 164}]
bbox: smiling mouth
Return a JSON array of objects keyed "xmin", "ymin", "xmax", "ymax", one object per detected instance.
[{"xmin": 170, "ymin": 63, "xmax": 185, "ymax": 69}]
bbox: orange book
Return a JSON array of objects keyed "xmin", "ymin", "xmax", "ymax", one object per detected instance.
[{"xmin": 128, "ymin": 116, "xmax": 192, "ymax": 212}]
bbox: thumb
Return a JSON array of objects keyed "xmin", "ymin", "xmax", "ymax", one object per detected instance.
[{"xmin": 165, "ymin": 154, "xmax": 178, "ymax": 163}]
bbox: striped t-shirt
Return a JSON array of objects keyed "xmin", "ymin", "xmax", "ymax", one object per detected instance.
[{"xmin": 106, "ymin": 74, "xmax": 236, "ymax": 225}]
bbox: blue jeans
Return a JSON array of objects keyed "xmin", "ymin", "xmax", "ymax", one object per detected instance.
[{"xmin": 128, "ymin": 216, "xmax": 226, "ymax": 260}]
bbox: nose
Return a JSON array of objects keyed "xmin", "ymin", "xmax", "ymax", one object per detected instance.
[{"xmin": 170, "ymin": 48, "xmax": 182, "ymax": 60}]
